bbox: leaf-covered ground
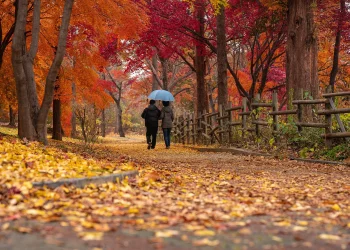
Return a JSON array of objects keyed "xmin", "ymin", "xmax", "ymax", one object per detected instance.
[{"xmin": 0, "ymin": 129, "xmax": 349, "ymax": 249}]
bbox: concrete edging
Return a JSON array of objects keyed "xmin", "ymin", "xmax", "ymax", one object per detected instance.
[{"xmin": 32, "ymin": 170, "xmax": 139, "ymax": 189}]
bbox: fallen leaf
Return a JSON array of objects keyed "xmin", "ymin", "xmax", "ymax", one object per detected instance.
[
  {"xmin": 79, "ymin": 232, "xmax": 104, "ymax": 241},
  {"xmin": 319, "ymin": 234, "xmax": 340, "ymax": 241},
  {"xmin": 17, "ymin": 227, "xmax": 32, "ymax": 233},
  {"xmin": 155, "ymin": 230, "xmax": 179, "ymax": 238},
  {"xmin": 194, "ymin": 229, "xmax": 215, "ymax": 236},
  {"xmin": 193, "ymin": 238, "xmax": 219, "ymax": 246}
]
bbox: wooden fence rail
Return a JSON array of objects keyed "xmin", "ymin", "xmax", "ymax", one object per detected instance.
[{"xmin": 172, "ymin": 91, "xmax": 350, "ymax": 147}]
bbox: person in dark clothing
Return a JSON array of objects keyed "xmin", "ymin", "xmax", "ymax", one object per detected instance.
[
  {"xmin": 141, "ymin": 100, "xmax": 161, "ymax": 149},
  {"xmin": 160, "ymin": 101, "xmax": 174, "ymax": 149}
]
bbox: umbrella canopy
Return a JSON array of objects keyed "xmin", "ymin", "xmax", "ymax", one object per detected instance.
[{"xmin": 148, "ymin": 90, "xmax": 175, "ymax": 101}]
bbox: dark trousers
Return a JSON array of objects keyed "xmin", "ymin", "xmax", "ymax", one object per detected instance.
[
  {"xmin": 163, "ymin": 128, "xmax": 171, "ymax": 147},
  {"xmin": 146, "ymin": 126, "xmax": 158, "ymax": 148}
]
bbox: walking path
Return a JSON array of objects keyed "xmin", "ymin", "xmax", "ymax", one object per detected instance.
[{"xmin": 0, "ymin": 136, "xmax": 349, "ymax": 249}]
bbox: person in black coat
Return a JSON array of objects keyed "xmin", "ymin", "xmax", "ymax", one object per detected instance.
[{"xmin": 141, "ymin": 100, "xmax": 161, "ymax": 149}]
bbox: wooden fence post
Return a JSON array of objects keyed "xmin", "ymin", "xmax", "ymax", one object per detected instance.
[
  {"xmin": 227, "ymin": 102, "xmax": 233, "ymax": 144},
  {"xmin": 181, "ymin": 114, "xmax": 185, "ymax": 145},
  {"xmin": 254, "ymin": 94, "xmax": 261, "ymax": 137},
  {"xmin": 192, "ymin": 113, "xmax": 196, "ymax": 144},
  {"xmin": 242, "ymin": 97, "xmax": 247, "ymax": 139},
  {"xmin": 174, "ymin": 117, "xmax": 178, "ymax": 143},
  {"xmin": 272, "ymin": 91, "xmax": 279, "ymax": 143},
  {"xmin": 218, "ymin": 104, "xmax": 223, "ymax": 144},
  {"xmin": 325, "ymin": 86, "xmax": 333, "ymax": 147},
  {"xmin": 203, "ymin": 110, "xmax": 208, "ymax": 145},
  {"xmin": 297, "ymin": 89, "xmax": 303, "ymax": 133},
  {"xmin": 186, "ymin": 113, "xmax": 190, "ymax": 144}
]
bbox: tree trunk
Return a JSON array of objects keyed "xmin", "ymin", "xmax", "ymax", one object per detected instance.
[
  {"xmin": 216, "ymin": 6, "xmax": 228, "ymax": 107},
  {"xmin": 36, "ymin": 0, "xmax": 74, "ymax": 144},
  {"xmin": 116, "ymin": 101, "xmax": 125, "ymax": 137},
  {"xmin": 70, "ymin": 82, "xmax": 77, "ymax": 138},
  {"xmin": 52, "ymin": 83, "xmax": 62, "ymax": 140},
  {"xmin": 80, "ymin": 109, "xmax": 87, "ymax": 143},
  {"xmin": 11, "ymin": 0, "xmax": 36, "ymax": 140},
  {"xmin": 11, "ymin": 0, "xmax": 74, "ymax": 144},
  {"xmin": 23, "ymin": 0, "xmax": 41, "ymax": 127},
  {"xmin": 9, "ymin": 105, "xmax": 16, "ymax": 127},
  {"xmin": 160, "ymin": 57, "xmax": 168, "ymax": 90},
  {"xmin": 152, "ymin": 53, "xmax": 158, "ymax": 91},
  {"xmin": 195, "ymin": 0, "xmax": 208, "ymax": 115},
  {"xmin": 286, "ymin": 0, "xmax": 319, "ymax": 106},
  {"xmin": 329, "ymin": 0, "xmax": 345, "ymax": 92},
  {"xmin": 101, "ymin": 109, "xmax": 106, "ymax": 137}
]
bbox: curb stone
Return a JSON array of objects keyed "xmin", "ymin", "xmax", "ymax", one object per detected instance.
[{"xmin": 32, "ymin": 170, "xmax": 139, "ymax": 189}]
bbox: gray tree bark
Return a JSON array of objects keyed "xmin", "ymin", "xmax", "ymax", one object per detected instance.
[
  {"xmin": 151, "ymin": 53, "xmax": 158, "ymax": 91},
  {"xmin": 36, "ymin": 0, "xmax": 74, "ymax": 144}
]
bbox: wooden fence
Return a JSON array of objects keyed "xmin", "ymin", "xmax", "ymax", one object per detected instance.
[{"xmin": 172, "ymin": 91, "xmax": 350, "ymax": 147}]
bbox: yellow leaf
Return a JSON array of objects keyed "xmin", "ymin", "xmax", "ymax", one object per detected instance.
[
  {"xmin": 2, "ymin": 223, "xmax": 10, "ymax": 230},
  {"xmin": 43, "ymin": 203, "xmax": 54, "ymax": 210},
  {"xmin": 332, "ymin": 204, "xmax": 341, "ymax": 211},
  {"xmin": 60, "ymin": 222, "xmax": 69, "ymax": 227},
  {"xmin": 17, "ymin": 227, "xmax": 32, "ymax": 233},
  {"xmin": 319, "ymin": 234, "xmax": 340, "ymax": 241},
  {"xmin": 272, "ymin": 236, "xmax": 282, "ymax": 242},
  {"xmin": 79, "ymin": 232, "xmax": 104, "ymax": 241},
  {"xmin": 81, "ymin": 221, "xmax": 94, "ymax": 228},
  {"xmin": 194, "ymin": 229, "xmax": 216, "ymax": 236},
  {"xmin": 155, "ymin": 230, "xmax": 179, "ymax": 238},
  {"xmin": 34, "ymin": 199, "xmax": 45, "ymax": 207},
  {"xmin": 127, "ymin": 207, "xmax": 139, "ymax": 214},
  {"xmin": 193, "ymin": 238, "xmax": 219, "ymax": 246},
  {"xmin": 93, "ymin": 224, "xmax": 110, "ymax": 232},
  {"xmin": 292, "ymin": 226, "xmax": 307, "ymax": 231},
  {"xmin": 274, "ymin": 220, "xmax": 291, "ymax": 227},
  {"xmin": 238, "ymin": 228, "xmax": 252, "ymax": 235},
  {"xmin": 297, "ymin": 220, "xmax": 308, "ymax": 226}
]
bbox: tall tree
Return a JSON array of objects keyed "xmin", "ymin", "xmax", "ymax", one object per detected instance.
[
  {"xmin": 194, "ymin": 0, "xmax": 209, "ymax": 114},
  {"xmin": 216, "ymin": 3, "xmax": 228, "ymax": 107},
  {"xmin": 286, "ymin": 0, "xmax": 318, "ymax": 103},
  {"xmin": 12, "ymin": 0, "xmax": 74, "ymax": 143},
  {"xmin": 328, "ymin": 0, "xmax": 346, "ymax": 92}
]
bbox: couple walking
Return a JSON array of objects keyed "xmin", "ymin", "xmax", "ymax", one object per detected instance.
[{"xmin": 141, "ymin": 100, "xmax": 174, "ymax": 149}]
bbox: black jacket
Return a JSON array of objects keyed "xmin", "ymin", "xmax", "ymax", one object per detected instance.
[{"xmin": 141, "ymin": 104, "xmax": 160, "ymax": 127}]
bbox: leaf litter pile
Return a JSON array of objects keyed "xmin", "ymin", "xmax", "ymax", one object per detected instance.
[{"xmin": 0, "ymin": 132, "xmax": 349, "ymax": 249}]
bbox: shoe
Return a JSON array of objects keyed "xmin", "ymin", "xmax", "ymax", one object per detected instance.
[
  {"xmin": 166, "ymin": 146, "xmax": 170, "ymax": 149},
  {"xmin": 151, "ymin": 147, "xmax": 155, "ymax": 149},
  {"xmin": 147, "ymin": 143, "xmax": 151, "ymax": 150}
]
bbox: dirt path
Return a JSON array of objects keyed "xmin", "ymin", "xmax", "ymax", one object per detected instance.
[{"xmin": 1, "ymin": 138, "xmax": 349, "ymax": 250}]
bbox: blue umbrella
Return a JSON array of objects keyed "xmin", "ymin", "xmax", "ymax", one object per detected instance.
[{"xmin": 148, "ymin": 90, "xmax": 175, "ymax": 101}]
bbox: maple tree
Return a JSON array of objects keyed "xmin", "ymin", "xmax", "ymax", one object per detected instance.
[{"xmin": 11, "ymin": 0, "xmax": 74, "ymax": 144}]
